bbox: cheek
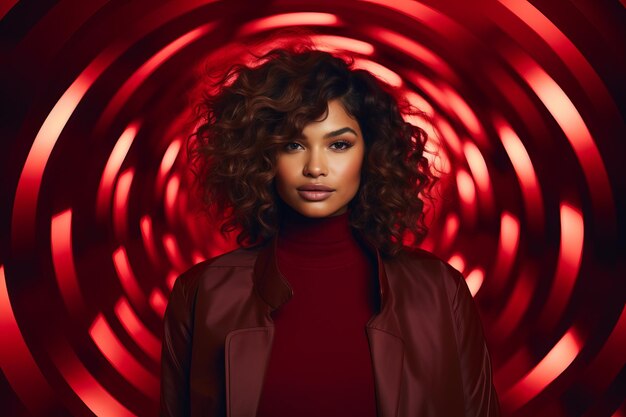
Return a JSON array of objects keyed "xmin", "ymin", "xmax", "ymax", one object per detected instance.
[
  {"xmin": 337, "ymin": 154, "xmax": 364, "ymax": 189},
  {"xmin": 275, "ymin": 158, "xmax": 296, "ymax": 190},
  {"xmin": 274, "ymin": 159, "xmax": 288, "ymax": 182},
  {"xmin": 349, "ymin": 151, "xmax": 365, "ymax": 177}
]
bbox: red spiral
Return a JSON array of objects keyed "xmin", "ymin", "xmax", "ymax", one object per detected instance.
[{"xmin": 1, "ymin": 1, "xmax": 624, "ymax": 416}]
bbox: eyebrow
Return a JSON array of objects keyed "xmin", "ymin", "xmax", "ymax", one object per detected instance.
[
  {"xmin": 300, "ymin": 127, "xmax": 358, "ymax": 140},
  {"xmin": 325, "ymin": 127, "xmax": 358, "ymax": 138}
]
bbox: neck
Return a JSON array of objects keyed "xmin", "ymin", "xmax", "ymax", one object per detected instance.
[
  {"xmin": 276, "ymin": 205, "xmax": 361, "ymax": 268},
  {"xmin": 278, "ymin": 205, "xmax": 352, "ymax": 244}
]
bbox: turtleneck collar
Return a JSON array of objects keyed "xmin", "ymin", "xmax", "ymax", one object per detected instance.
[
  {"xmin": 276, "ymin": 205, "xmax": 367, "ymax": 269},
  {"xmin": 278, "ymin": 205, "xmax": 353, "ymax": 244}
]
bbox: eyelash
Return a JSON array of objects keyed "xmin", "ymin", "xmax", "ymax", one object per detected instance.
[{"xmin": 283, "ymin": 140, "xmax": 354, "ymax": 152}]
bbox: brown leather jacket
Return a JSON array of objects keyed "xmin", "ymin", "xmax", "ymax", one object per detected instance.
[{"xmin": 160, "ymin": 231, "xmax": 501, "ymax": 417}]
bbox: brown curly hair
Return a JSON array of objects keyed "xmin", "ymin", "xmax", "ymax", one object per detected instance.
[{"xmin": 187, "ymin": 42, "xmax": 440, "ymax": 258}]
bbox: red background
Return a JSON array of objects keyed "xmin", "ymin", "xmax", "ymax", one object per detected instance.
[{"xmin": 1, "ymin": 1, "xmax": 625, "ymax": 416}]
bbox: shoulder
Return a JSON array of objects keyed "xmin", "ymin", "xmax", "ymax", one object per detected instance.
[
  {"xmin": 174, "ymin": 245, "xmax": 263, "ymax": 294},
  {"xmin": 392, "ymin": 245, "xmax": 460, "ymax": 275},
  {"xmin": 388, "ymin": 246, "xmax": 465, "ymax": 300}
]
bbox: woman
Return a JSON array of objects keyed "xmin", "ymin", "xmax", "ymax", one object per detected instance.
[{"xmin": 160, "ymin": 42, "xmax": 501, "ymax": 417}]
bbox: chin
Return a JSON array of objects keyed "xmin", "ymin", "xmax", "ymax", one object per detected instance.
[
  {"xmin": 290, "ymin": 203, "xmax": 342, "ymax": 218},
  {"xmin": 300, "ymin": 206, "xmax": 334, "ymax": 217},
  {"xmin": 311, "ymin": 206, "xmax": 347, "ymax": 217}
]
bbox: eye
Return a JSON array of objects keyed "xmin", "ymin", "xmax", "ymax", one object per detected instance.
[
  {"xmin": 330, "ymin": 140, "xmax": 353, "ymax": 151},
  {"xmin": 283, "ymin": 142, "xmax": 303, "ymax": 151}
]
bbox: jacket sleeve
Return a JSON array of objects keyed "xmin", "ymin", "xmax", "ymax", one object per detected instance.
[
  {"xmin": 160, "ymin": 275, "xmax": 194, "ymax": 417},
  {"xmin": 450, "ymin": 267, "xmax": 501, "ymax": 417}
]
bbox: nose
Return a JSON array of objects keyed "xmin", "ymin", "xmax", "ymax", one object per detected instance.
[{"xmin": 303, "ymin": 148, "xmax": 327, "ymax": 177}]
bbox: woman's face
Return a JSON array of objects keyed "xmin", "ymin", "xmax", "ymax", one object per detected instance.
[{"xmin": 275, "ymin": 99, "xmax": 365, "ymax": 218}]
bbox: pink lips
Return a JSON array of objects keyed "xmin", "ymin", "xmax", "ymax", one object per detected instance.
[
  {"xmin": 297, "ymin": 184, "xmax": 335, "ymax": 201},
  {"xmin": 297, "ymin": 190, "xmax": 334, "ymax": 201}
]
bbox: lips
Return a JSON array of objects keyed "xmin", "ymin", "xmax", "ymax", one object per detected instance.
[
  {"xmin": 296, "ymin": 184, "xmax": 335, "ymax": 201},
  {"xmin": 297, "ymin": 184, "xmax": 335, "ymax": 191}
]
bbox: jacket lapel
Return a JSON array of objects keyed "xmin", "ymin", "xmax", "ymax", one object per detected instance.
[
  {"xmin": 225, "ymin": 230, "xmax": 404, "ymax": 417},
  {"xmin": 224, "ymin": 235, "xmax": 289, "ymax": 417},
  {"xmin": 361, "ymin": 231, "xmax": 404, "ymax": 417},
  {"xmin": 365, "ymin": 327, "xmax": 404, "ymax": 417},
  {"xmin": 224, "ymin": 326, "xmax": 274, "ymax": 417}
]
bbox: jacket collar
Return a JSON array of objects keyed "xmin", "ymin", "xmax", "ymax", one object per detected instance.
[{"xmin": 252, "ymin": 227, "xmax": 389, "ymax": 315}]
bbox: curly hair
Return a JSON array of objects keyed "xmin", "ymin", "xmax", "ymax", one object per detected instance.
[{"xmin": 187, "ymin": 42, "xmax": 440, "ymax": 258}]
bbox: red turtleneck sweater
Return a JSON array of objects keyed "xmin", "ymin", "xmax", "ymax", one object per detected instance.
[{"xmin": 255, "ymin": 207, "xmax": 378, "ymax": 417}]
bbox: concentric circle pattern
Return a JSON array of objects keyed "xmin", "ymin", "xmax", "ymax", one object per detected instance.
[{"xmin": 1, "ymin": 1, "xmax": 625, "ymax": 416}]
